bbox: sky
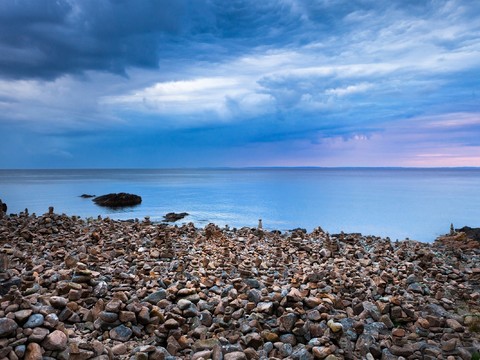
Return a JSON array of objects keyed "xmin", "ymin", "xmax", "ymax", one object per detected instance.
[{"xmin": 0, "ymin": 0, "xmax": 479, "ymax": 168}]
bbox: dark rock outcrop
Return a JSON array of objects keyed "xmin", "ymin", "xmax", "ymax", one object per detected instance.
[
  {"xmin": 163, "ymin": 212, "xmax": 189, "ymax": 222},
  {"xmin": 455, "ymin": 226, "xmax": 480, "ymax": 242},
  {"xmin": 80, "ymin": 194, "xmax": 96, "ymax": 198},
  {"xmin": 0, "ymin": 199, "xmax": 6, "ymax": 213},
  {"xmin": 93, "ymin": 193, "xmax": 142, "ymax": 208}
]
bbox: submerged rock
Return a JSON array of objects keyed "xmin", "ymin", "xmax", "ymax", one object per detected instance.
[{"xmin": 93, "ymin": 192, "xmax": 142, "ymax": 207}]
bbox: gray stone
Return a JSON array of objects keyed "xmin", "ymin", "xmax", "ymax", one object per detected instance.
[
  {"xmin": 247, "ymin": 288, "xmax": 262, "ymax": 304},
  {"xmin": 15, "ymin": 345, "xmax": 26, "ymax": 358},
  {"xmin": 0, "ymin": 318, "xmax": 18, "ymax": 337},
  {"xmin": 14, "ymin": 309, "xmax": 33, "ymax": 322},
  {"xmin": 109, "ymin": 324, "xmax": 132, "ymax": 341},
  {"xmin": 144, "ymin": 289, "xmax": 167, "ymax": 304},
  {"xmin": 93, "ymin": 281, "xmax": 108, "ymax": 297},
  {"xmin": 23, "ymin": 314, "xmax": 44, "ymax": 328},
  {"xmin": 224, "ymin": 352, "xmax": 247, "ymax": 360},
  {"xmin": 28, "ymin": 327, "xmax": 49, "ymax": 342},
  {"xmin": 291, "ymin": 345, "xmax": 314, "ymax": 360}
]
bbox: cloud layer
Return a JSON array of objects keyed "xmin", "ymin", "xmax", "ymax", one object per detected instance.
[{"xmin": 0, "ymin": 0, "xmax": 479, "ymax": 168}]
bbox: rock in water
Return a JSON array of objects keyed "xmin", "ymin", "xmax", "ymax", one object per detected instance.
[
  {"xmin": 93, "ymin": 193, "xmax": 142, "ymax": 207},
  {"xmin": 163, "ymin": 212, "xmax": 189, "ymax": 222},
  {"xmin": 80, "ymin": 194, "xmax": 96, "ymax": 198}
]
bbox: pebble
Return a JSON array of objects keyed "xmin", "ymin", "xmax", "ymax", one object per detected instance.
[
  {"xmin": 109, "ymin": 324, "xmax": 133, "ymax": 341},
  {"xmin": 0, "ymin": 318, "xmax": 18, "ymax": 337},
  {"xmin": 24, "ymin": 342, "xmax": 43, "ymax": 360},
  {"xmin": 42, "ymin": 330, "xmax": 68, "ymax": 351},
  {"xmin": 23, "ymin": 314, "xmax": 44, "ymax": 329},
  {"xmin": 0, "ymin": 211, "xmax": 477, "ymax": 360}
]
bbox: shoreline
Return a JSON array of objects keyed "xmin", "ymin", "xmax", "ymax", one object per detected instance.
[{"xmin": 0, "ymin": 210, "xmax": 479, "ymax": 359}]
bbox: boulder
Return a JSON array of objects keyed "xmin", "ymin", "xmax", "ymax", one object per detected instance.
[
  {"xmin": 163, "ymin": 212, "xmax": 189, "ymax": 222},
  {"xmin": 93, "ymin": 193, "xmax": 142, "ymax": 208}
]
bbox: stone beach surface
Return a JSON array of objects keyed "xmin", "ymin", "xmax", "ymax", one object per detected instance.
[{"xmin": 0, "ymin": 208, "xmax": 479, "ymax": 359}]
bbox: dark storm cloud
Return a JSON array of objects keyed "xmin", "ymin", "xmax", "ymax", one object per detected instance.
[
  {"xmin": 0, "ymin": 0, "xmax": 389, "ymax": 80},
  {"xmin": 0, "ymin": 0, "xmax": 187, "ymax": 79}
]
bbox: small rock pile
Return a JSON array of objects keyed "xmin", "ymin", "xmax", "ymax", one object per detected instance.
[{"xmin": 0, "ymin": 209, "xmax": 479, "ymax": 359}]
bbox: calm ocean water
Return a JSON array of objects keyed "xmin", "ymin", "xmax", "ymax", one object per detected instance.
[{"xmin": 1, "ymin": 168, "xmax": 479, "ymax": 242}]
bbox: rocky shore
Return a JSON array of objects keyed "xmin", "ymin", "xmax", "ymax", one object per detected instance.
[{"xmin": 0, "ymin": 209, "xmax": 479, "ymax": 359}]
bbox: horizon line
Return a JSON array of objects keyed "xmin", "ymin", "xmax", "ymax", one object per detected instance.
[{"xmin": 1, "ymin": 166, "xmax": 480, "ymax": 171}]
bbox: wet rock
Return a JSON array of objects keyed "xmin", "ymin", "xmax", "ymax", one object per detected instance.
[
  {"xmin": 163, "ymin": 212, "xmax": 189, "ymax": 222},
  {"xmin": 93, "ymin": 193, "xmax": 142, "ymax": 207}
]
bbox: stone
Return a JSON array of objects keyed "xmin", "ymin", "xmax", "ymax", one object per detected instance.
[
  {"xmin": 144, "ymin": 289, "xmax": 167, "ymax": 304},
  {"xmin": 42, "ymin": 330, "xmax": 68, "ymax": 350},
  {"xmin": 177, "ymin": 298, "xmax": 193, "ymax": 310},
  {"xmin": 279, "ymin": 313, "xmax": 298, "ymax": 332},
  {"xmin": 93, "ymin": 281, "xmax": 108, "ymax": 297},
  {"xmin": 192, "ymin": 338, "xmax": 221, "ymax": 352},
  {"xmin": 163, "ymin": 212, "xmax": 189, "ymax": 222},
  {"xmin": 14, "ymin": 309, "xmax": 33, "ymax": 322},
  {"xmin": 247, "ymin": 289, "xmax": 262, "ymax": 304},
  {"xmin": 0, "ymin": 318, "xmax": 18, "ymax": 337},
  {"xmin": 256, "ymin": 302, "xmax": 274, "ymax": 313},
  {"xmin": 111, "ymin": 344, "xmax": 128, "ymax": 355},
  {"xmin": 49, "ymin": 296, "xmax": 68, "ymax": 308},
  {"xmin": 93, "ymin": 193, "xmax": 142, "ymax": 207},
  {"xmin": 224, "ymin": 352, "xmax": 247, "ymax": 360},
  {"xmin": 389, "ymin": 345, "xmax": 414, "ymax": 357},
  {"xmin": 119, "ymin": 310, "xmax": 136, "ymax": 323},
  {"xmin": 29, "ymin": 327, "xmax": 49, "ymax": 342},
  {"xmin": 192, "ymin": 350, "xmax": 213, "ymax": 360},
  {"xmin": 327, "ymin": 319, "xmax": 343, "ymax": 333},
  {"xmin": 312, "ymin": 346, "xmax": 332, "ymax": 358},
  {"xmin": 15, "ymin": 345, "xmax": 26, "ymax": 358},
  {"xmin": 109, "ymin": 324, "xmax": 133, "ymax": 341},
  {"xmin": 164, "ymin": 318, "xmax": 179, "ymax": 329},
  {"xmin": 23, "ymin": 314, "xmax": 44, "ymax": 328},
  {"xmin": 446, "ymin": 318, "xmax": 464, "ymax": 332},
  {"xmin": 441, "ymin": 338, "xmax": 457, "ymax": 352},
  {"xmin": 105, "ymin": 299, "xmax": 122, "ymax": 312},
  {"xmin": 391, "ymin": 328, "xmax": 405, "ymax": 337},
  {"xmin": 99, "ymin": 311, "xmax": 119, "ymax": 323},
  {"xmin": 25, "ymin": 342, "xmax": 43, "ymax": 360}
]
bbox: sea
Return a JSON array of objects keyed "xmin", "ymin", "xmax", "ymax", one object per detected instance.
[{"xmin": 1, "ymin": 168, "xmax": 479, "ymax": 243}]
